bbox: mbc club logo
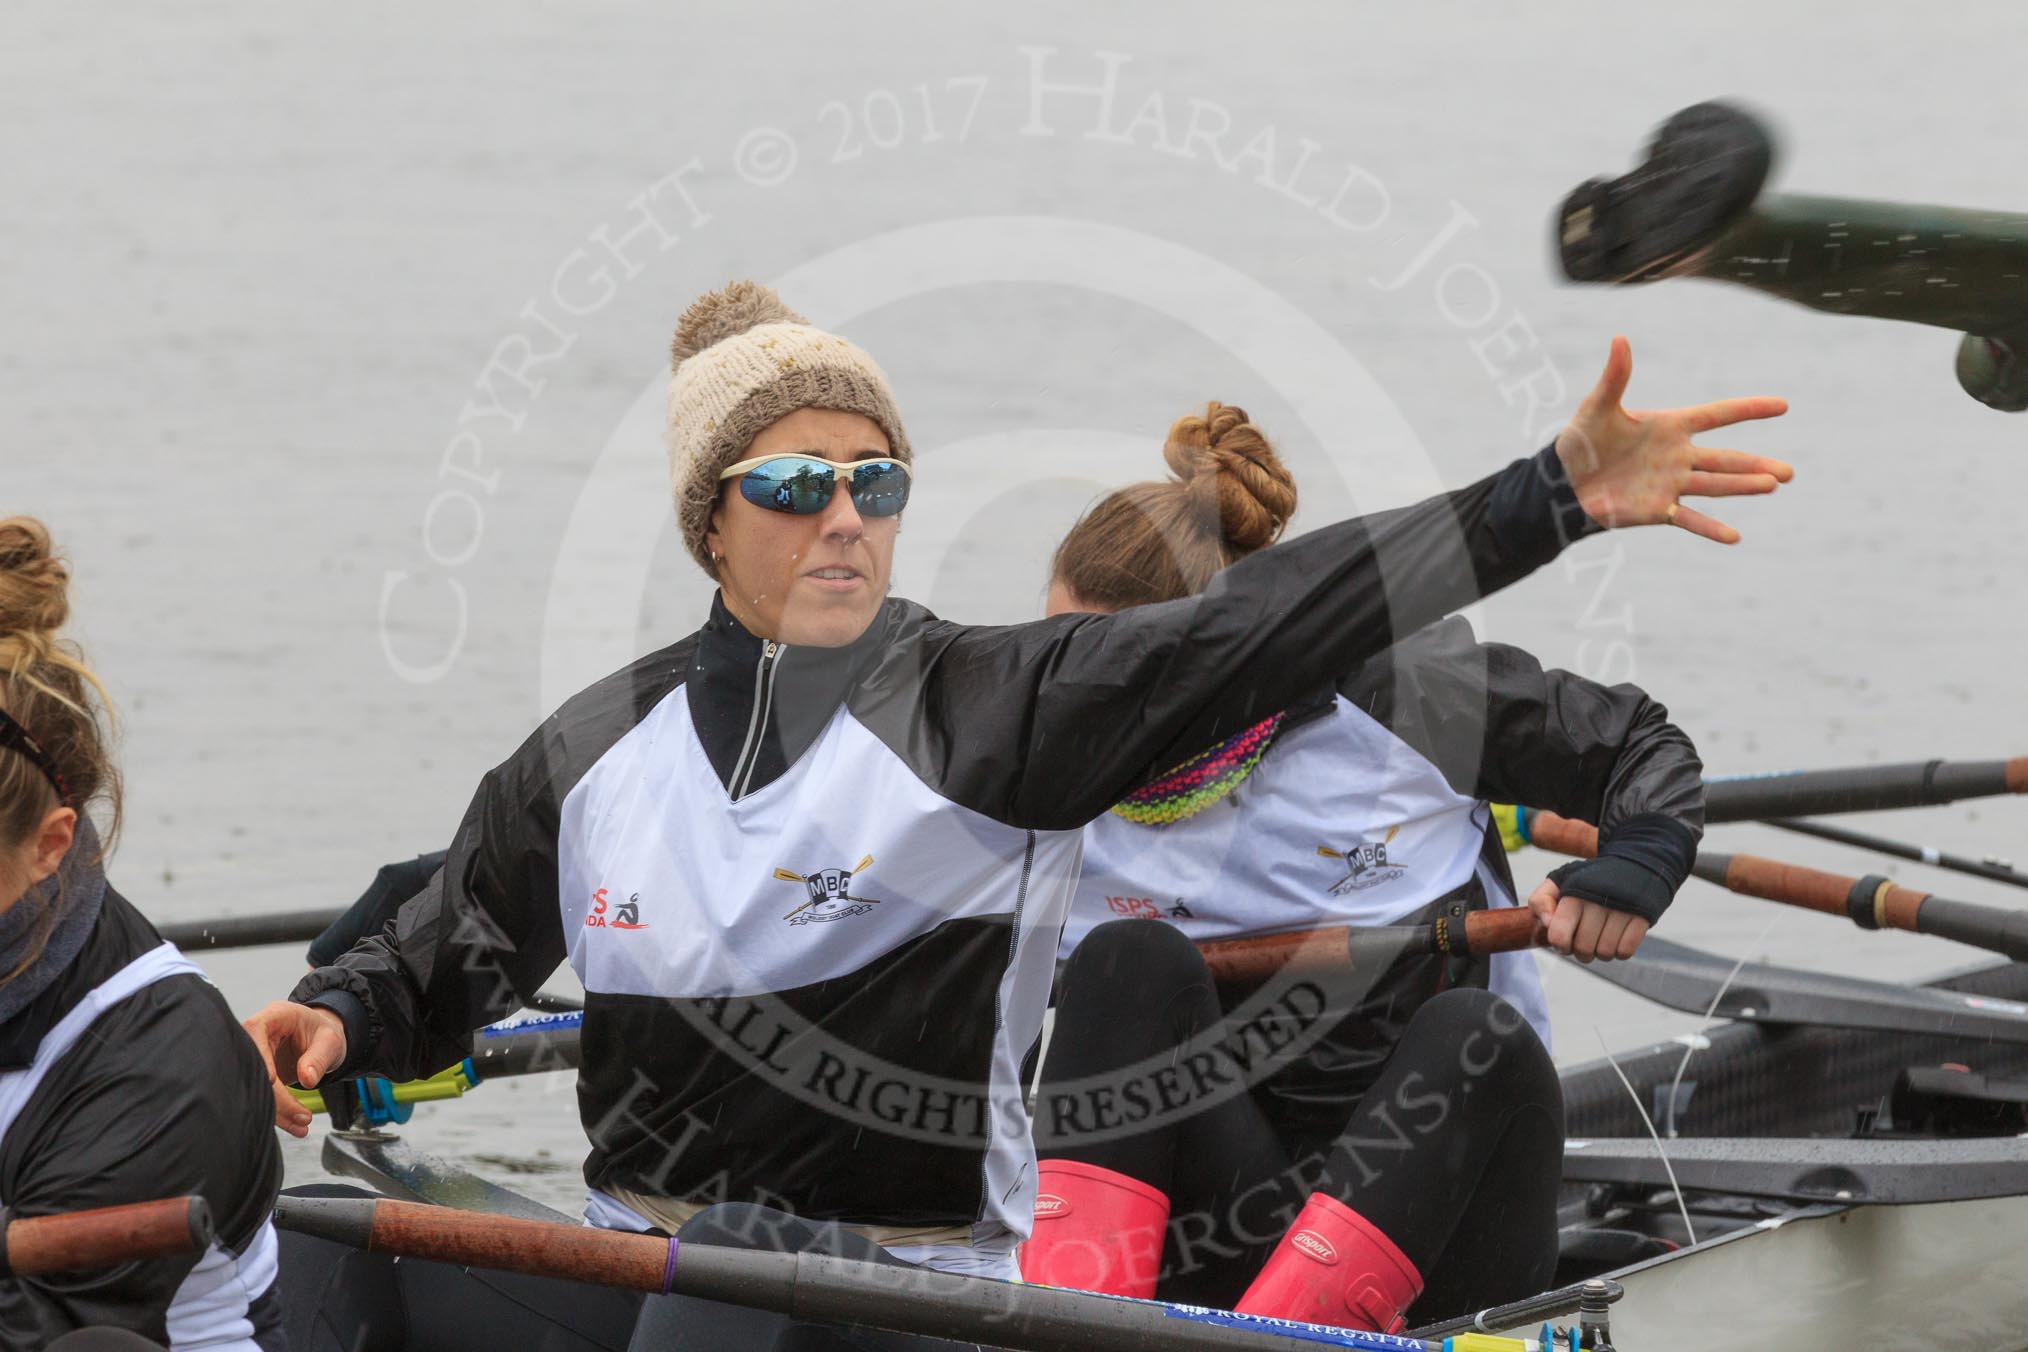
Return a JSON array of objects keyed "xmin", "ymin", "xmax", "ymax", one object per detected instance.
[
  {"xmin": 585, "ymin": 888, "xmax": 648, "ymax": 930},
  {"xmin": 1317, "ymin": 823, "xmax": 1409, "ymax": 897},
  {"xmin": 775, "ymin": 854, "xmax": 884, "ymax": 926}
]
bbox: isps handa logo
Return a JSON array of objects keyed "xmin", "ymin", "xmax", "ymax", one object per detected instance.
[
  {"xmin": 585, "ymin": 888, "xmax": 649, "ymax": 930},
  {"xmin": 775, "ymin": 854, "xmax": 883, "ymax": 926},
  {"xmin": 1317, "ymin": 825, "xmax": 1408, "ymax": 896}
]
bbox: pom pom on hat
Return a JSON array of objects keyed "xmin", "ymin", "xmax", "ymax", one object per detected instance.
[{"xmin": 672, "ymin": 281, "xmax": 809, "ymax": 365}]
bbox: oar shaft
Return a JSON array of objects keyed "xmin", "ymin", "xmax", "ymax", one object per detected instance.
[
  {"xmin": 273, "ymin": 1195, "xmax": 1511, "ymax": 1352},
  {"xmin": 1879, "ymin": 891, "xmax": 2028, "ymax": 962},
  {"xmin": 1, "ymin": 1197, "xmax": 212, "ymax": 1277},
  {"xmin": 324, "ymin": 913, "xmax": 1551, "ymax": 1110},
  {"xmin": 156, "ymin": 908, "xmax": 344, "ymax": 950},
  {"xmin": 1703, "ymin": 756, "xmax": 2027, "ymax": 823},
  {"xmin": 1764, "ymin": 817, "xmax": 2028, "ymax": 891},
  {"xmin": 180, "ymin": 757, "xmax": 2027, "ymax": 958},
  {"xmin": 469, "ymin": 1011, "xmax": 584, "ymax": 1077}
]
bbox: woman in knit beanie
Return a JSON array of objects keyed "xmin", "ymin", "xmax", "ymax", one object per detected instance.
[
  {"xmin": 666, "ymin": 281, "xmax": 916, "ymax": 649},
  {"xmin": 252, "ymin": 282, "xmax": 1791, "ymax": 1349}
]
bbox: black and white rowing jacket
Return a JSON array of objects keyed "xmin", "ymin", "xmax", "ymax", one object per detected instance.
[
  {"xmin": 294, "ymin": 448, "xmax": 1598, "ymax": 1271},
  {"xmin": 1065, "ymin": 617, "xmax": 1704, "ymax": 1106},
  {"xmin": 0, "ymin": 890, "xmax": 285, "ymax": 1350}
]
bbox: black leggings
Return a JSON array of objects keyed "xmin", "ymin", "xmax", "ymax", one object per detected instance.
[
  {"xmin": 628, "ymin": 1205, "xmax": 1016, "ymax": 1352},
  {"xmin": 1036, "ymin": 920, "xmax": 1563, "ymax": 1319}
]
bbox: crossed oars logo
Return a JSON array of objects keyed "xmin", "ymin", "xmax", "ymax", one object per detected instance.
[
  {"xmin": 1317, "ymin": 824, "xmax": 1402, "ymax": 894},
  {"xmin": 776, "ymin": 854, "xmax": 883, "ymax": 922}
]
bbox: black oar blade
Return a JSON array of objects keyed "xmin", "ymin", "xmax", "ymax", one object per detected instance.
[
  {"xmin": 1564, "ymin": 1135, "xmax": 2028, "ymax": 1205},
  {"xmin": 1581, "ymin": 936, "xmax": 2028, "ymax": 1045}
]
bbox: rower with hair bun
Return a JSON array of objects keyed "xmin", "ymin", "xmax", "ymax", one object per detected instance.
[
  {"xmin": 1021, "ymin": 403, "xmax": 1708, "ymax": 1333},
  {"xmin": 0, "ymin": 518, "xmax": 285, "ymax": 1352}
]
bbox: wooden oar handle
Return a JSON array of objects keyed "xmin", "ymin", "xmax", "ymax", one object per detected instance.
[
  {"xmin": 278, "ymin": 1195, "xmax": 669, "ymax": 1291},
  {"xmin": 1198, "ymin": 928, "xmax": 1350, "ymax": 985},
  {"xmin": 1460, "ymin": 906, "xmax": 1548, "ymax": 954},
  {"xmin": 1, "ymin": 1197, "xmax": 213, "ymax": 1278},
  {"xmin": 380, "ymin": 1198, "xmax": 663, "ymax": 1287},
  {"xmin": 1195, "ymin": 909, "xmax": 1545, "ymax": 985},
  {"xmin": 1702, "ymin": 852, "xmax": 1927, "ymax": 928},
  {"xmin": 2011, "ymin": 757, "xmax": 2028, "ymax": 794},
  {"xmin": 1522, "ymin": 810, "xmax": 1599, "ymax": 859}
]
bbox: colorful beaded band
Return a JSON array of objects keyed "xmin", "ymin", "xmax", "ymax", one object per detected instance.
[{"xmin": 1110, "ymin": 713, "xmax": 1284, "ymax": 826}]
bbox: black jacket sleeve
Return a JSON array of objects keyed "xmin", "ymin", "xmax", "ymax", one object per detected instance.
[
  {"xmin": 0, "ymin": 978, "xmax": 283, "ymax": 1348},
  {"xmin": 292, "ymin": 734, "xmax": 566, "ymax": 1083},
  {"xmin": 912, "ymin": 446, "xmax": 1600, "ymax": 829},
  {"xmin": 1341, "ymin": 616, "xmax": 1705, "ymax": 922},
  {"xmin": 305, "ymin": 853, "xmax": 449, "ymax": 969},
  {"xmin": 289, "ymin": 639, "xmax": 695, "ymax": 1082}
]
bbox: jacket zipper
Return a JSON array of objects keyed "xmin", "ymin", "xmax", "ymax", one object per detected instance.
[{"xmin": 729, "ymin": 640, "xmax": 782, "ymax": 800}]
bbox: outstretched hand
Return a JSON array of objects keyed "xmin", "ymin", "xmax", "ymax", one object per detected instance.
[{"xmin": 1555, "ymin": 336, "xmax": 1792, "ymax": 544}]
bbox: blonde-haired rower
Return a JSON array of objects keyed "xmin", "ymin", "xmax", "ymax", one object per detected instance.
[{"xmin": 0, "ymin": 519, "xmax": 283, "ymax": 1352}]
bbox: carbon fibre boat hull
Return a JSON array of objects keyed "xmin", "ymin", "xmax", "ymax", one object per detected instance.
[
  {"xmin": 1469, "ymin": 956, "xmax": 2028, "ymax": 1347},
  {"xmin": 282, "ymin": 954, "xmax": 2028, "ymax": 1350}
]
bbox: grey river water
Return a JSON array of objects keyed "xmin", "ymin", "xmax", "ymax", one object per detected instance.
[{"xmin": 5, "ymin": 2, "xmax": 2025, "ymax": 1223}]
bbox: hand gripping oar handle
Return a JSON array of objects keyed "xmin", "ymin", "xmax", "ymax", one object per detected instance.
[
  {"xmin": 1196, "ymin": 908, "xmax": 1544, "ymax": 986},
  {"xmin": 292, "ymin": 1011, "xmax": 590, "ymax": 1125},
  {"xmin": 272, "ymin": 1194, "xmax": 1545, "ymax": 1352},
  {"xmin": 1703, "ymin": 755, "xmax": 2028, "ymax": 823},
  {"xmin": 0, "ymin": 1196, "xmax": 213, "ymax": 1277},
  {"xmin": 1527, "ymin": 809, "xmax": 2028, "ymax": 963}
]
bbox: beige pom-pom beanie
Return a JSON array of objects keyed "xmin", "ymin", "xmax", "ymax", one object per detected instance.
[{"xmin": 667, "ymin": 280, "xmax": 913, "ymax": 574}]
